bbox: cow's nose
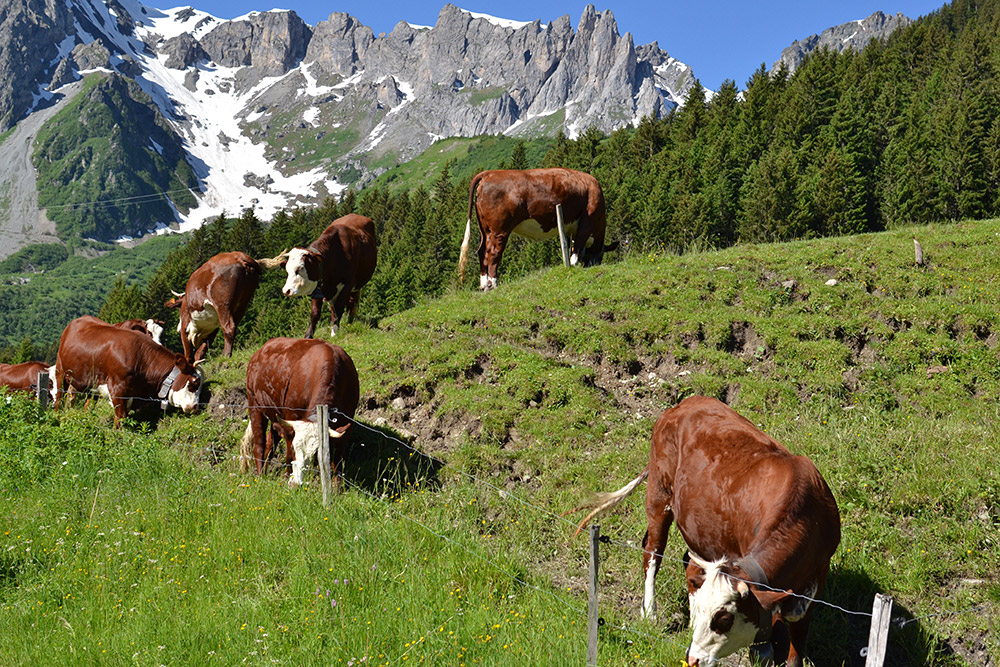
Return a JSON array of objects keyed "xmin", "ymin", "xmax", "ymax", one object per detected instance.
[{"xmin": 686, "ymin": 658, "xmax": 699, "ymax": 667}]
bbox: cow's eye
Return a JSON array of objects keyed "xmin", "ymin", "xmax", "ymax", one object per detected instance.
[{"xmin": 710, "ymin": 610, "xmax": 734, "ymax": 634}]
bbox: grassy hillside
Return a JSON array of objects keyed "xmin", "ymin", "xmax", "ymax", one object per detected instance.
[{"xmin": 2, "ymin": 220, "xmax": 999, "ymax": 665}]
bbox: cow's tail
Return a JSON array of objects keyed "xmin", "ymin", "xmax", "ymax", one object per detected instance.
[
  {"xmin": 459, "ymin": 173, "xmax": 485, "ymax": 283},
  {"xmin": 565, "ymin": 468, "xmax": 649, "ymax": 537},
  {"xmin": 239, "ymin": 422, "xmax": 254, "ymax": 473},
  {"xmin": 256, "ymin": 250, "xmax": 288, "ymax": 271}
]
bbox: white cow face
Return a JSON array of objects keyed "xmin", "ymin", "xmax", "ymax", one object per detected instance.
[
  {"xmin": 167, "ymin": 366, "xmax": 204, "ymax": 413},
  {"xmin": 145, "ymin": 319, "xmax": 165, "ymax": 346},
  {"xmin": 283, "ymin": 418, "xmax": 348, "ymax": 487},
  {"xmin": 685, "ymin": 556, "xmax": 763, "ymax": 667},
  {"xmin": 281, "ymin": 248, "xmax": 319, "ymax": 297}
]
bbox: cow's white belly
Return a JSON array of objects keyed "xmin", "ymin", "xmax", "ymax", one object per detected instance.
[
  {"xmin": 512, "ymin": 218, "xmax": 578, "ymax": 241},
  {"xmin": 186, "ymin": 300, "xmax": 220, "ymax": 345}
]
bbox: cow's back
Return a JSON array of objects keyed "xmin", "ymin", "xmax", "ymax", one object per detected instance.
[
  {"xmin": 313, "ymin": 215, "xmax": 377, "ymax": 288},
  {"xmin": 247, "ymin": 337, "xmax": 359, "ymax": 419},
  {"xmin": 188, "ymin": 252, "xmax": 261, "ymax": 305},
  {"xmin": 0, "ymin": 362, "xmax": 50, "ymax": 392},
  {"xmin": 58, "ymin": 317, "xmax": 168, "ymax": 389},
  {"xmin": 475, "ymin": 168, "xmax": 605, "ymax": 232},
  {"xmin": 650, "ymin": 396, "xmax": 840, "ymax": 562}
]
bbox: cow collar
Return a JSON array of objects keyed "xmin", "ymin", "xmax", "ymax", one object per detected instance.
[
  {"xmin": 158, "ymin": 366, "xmax": 181, "ymax": 409},
  {"xmin": 735, "ymin": 554, "xmax": 769, "ymax": 588}
]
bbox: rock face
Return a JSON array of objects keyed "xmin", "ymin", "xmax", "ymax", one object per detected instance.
[
  {"xmin": 0, "ymin": 0, "xmax": 75, "ymax": 128},
  {"xmin": 772, "ymin": 11, "xmax": 912, "ymax": 75}
]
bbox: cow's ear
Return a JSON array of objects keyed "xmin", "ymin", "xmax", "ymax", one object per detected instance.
[
  {"xmin": 751, "ymin": 587, "xmax": 792, "ymax": 611},
  {"xmin": 684, "ymin": 558, "xmax": 706, "ymax": 593},
  {"xmin": 164, "ymin": 298, "xmax": 181, "ymax": 309}
]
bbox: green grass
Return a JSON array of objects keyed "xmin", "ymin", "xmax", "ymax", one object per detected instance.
[{"xmin": 3, "ymin": 220, "xmax": 1000, "ymax": 665}]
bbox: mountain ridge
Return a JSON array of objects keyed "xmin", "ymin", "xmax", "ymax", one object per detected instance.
[{"xmin": 0, "ymin": 1, "xmax": 913, "ymax": 258}]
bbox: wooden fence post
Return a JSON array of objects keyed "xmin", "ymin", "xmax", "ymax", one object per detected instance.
[
  {"xmin": 864, "ymin": 593, "xmax": 894, "ymax": 667},
  {"xmin": 587, "ymin": 523, "xmax": 600, "ymax": 666},
  {"xmin": 36, "ymin": 371, "xmax": 49, "ymax": 410},
  {"xmin": 316, "ymin": 405, "xmax": 331, "ymax": 507},
  {"xmin": 556, "ymin": 204, "xmax": 570, "ymax": 268}
]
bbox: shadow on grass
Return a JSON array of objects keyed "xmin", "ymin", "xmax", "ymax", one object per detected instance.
[
  {"xmin": 340, "ymin": 418, "xmax": 444, "ymax": 497},
  {"xmin": 810, "ymin": 565, "xmax": 964, "ymax": 667}
]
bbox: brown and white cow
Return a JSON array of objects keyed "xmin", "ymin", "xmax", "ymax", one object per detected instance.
[
  {"xmin": 55, "ymin": 316, "xmax": 204, "ymax": 427},
  {"xmin": 459, "ymin": 168, "xmax": 617, "ymax": 290},
  {"xmin": 570, "ymin": 396, "xmax": 840, "ymax": 667},
  {"xmin": 165, "ymin": 251, "xmax": 279, "ymax": 362},
  {"xmin": 239, "ymin": 337, "xmax": 360, "ymax": 488},
  {"xmin": 273, "ymin": 214, "xmax": 377, "ymax": 338},
  {"xmin": 0, "ymin": 361, "xmax": 55, "ymax": 400}
]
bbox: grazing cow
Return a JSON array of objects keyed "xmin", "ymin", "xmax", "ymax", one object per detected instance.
[
  {"xmin": 273, "ymin": 213, "xmax": 377, "ymax": 338},
  {"xmin": 165, "ymin": 251, "xmax": 280, "ymax": 362},
  {"xmin": 570, "ymin": 396, "xmax": 840, "ymax": 667},
  {"xmin": 55, "ymin": 316, "xmax": 204, "ymax": 427},
  {"xmin": 240, "ymin": 337, "xmax": 359, "ymax": 488},
  {"xmin": 459, "ymin": 168, "xmax": 617, "ymax": 290},
  {"xmin": 0, "ymin": 361, "xmax": 55, "ymax": 400}
]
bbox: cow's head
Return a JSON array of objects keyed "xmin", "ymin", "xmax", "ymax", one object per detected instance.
[
  {"xmin": 577, "ymin": 240, "xmax": 619, "ymax": 268},
  {"xmin": 145, "ymin": 319, "xmax": 165, "ymax": 346},
  {"xmin": 166, "ymin": 355, "xmax": 205, "ymax": 413},
  {"xmin": 684, "ymin": 553, "xmax": 790, "ymax": 667},
  {"xmin": 277, "ymin": 416, "xmax": 351, "ymax": 487},
  {"xmin": 280, "ymin": 248, "xmax": 321, "ymax": 297}
]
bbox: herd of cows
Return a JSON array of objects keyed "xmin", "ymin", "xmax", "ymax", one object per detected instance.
[{"xmin": 1, "ymin": 168, "xmax": 838, "ymax": 666}]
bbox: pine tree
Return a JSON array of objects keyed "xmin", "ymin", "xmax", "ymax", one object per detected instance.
[
  {"xmin": 13, "ymin": 337, "xmax": 36, "ymax": 364},
  {"xmin": 100, "ymin": 277, "xmax": 145, "ymax": 323},
  {"xmin": 227, "ymin": 208, "xmax": 265, "ymax": 257},
  {"xmin": 508, "ymin": 141, "xmax": 528, "ymax": 170},
  {"xmin": 737, "ymin": 145, "xmax": 800, "ymax": 242}
]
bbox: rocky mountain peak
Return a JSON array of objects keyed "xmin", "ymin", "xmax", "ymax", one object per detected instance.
[
  {"xmin": 2, "ymin": 0, "xmax": 697, "ymax": 248},
  {"xmin": 772, "ymin": 10, "xmax": 912, "ymax": 75}
]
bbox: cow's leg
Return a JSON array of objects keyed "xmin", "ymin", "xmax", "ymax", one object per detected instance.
[
  {"xmin": 641, "ymin": 489, "xmax": 674, "ymax": 619},
  {"xmin": 180, "ymin": 316, "xmax": 196, "ymax": 363},
  {"xmin": 219, "ymin": 316, "xmax": 237, "ymax": 357},
  {"xmin": 571, "ymin": 216, "xmax": 598, "ymax": 267},
  {"xmin": 249, "ymin": 411, "xmax": 268, "ymax": 475},
  {"xmin": 346, "ymin": 289, "xmax": 362, "ymax": 322},
  {"xmin": 196, "ymin": 329, "xmax": 218, "ymax": 362},
  {"xmin": 481, "ymin": 231, "xmax": 509, "ymax": 290},
  {"xmin": 330, "ymin": 284, "xmax": 351, "ymax": 336},
  {"xmin": 54, "ymin": 368, "xmax": 66, "ymax": 410},
  {"xmin": 305, "ymin": 297, "xmax": 323, "ymax": 339},
  {"xmin": 108, "ymin": 381, "xmax": 128, "ymax": 428},
  {"xmin": 783, "ymin": 607, "xmax": 814, "ymax": 667}
]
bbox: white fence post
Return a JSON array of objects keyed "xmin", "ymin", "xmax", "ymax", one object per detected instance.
[
  {"xmin": 864, "ymin": 593, "xmax": 894, "ymax": 667},
  {"xmin": 587, "ymin": 523, "xmax": 600, "ymax": 666},
  {"xmin": 316, "ymin": 404, "xmax": 331, "ymax": 507},
  {"xmin": 556, "ymin": 204, "xmax": 570, "ymax": 268}
]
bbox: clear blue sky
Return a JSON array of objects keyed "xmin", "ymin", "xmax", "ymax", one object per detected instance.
[{"xmin": 187, "ymin": 0, "xmax": 948, "ymax": 90}]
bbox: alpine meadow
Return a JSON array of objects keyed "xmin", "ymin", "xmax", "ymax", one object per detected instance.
[{"xmin": 2, "ymin": 0, "xmax": 1000, "ymax": 666}]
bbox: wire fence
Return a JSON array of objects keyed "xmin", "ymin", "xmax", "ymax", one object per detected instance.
[{"xmin": 10, "ymin": 378, "xmax": 996, "ymax": 662}]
